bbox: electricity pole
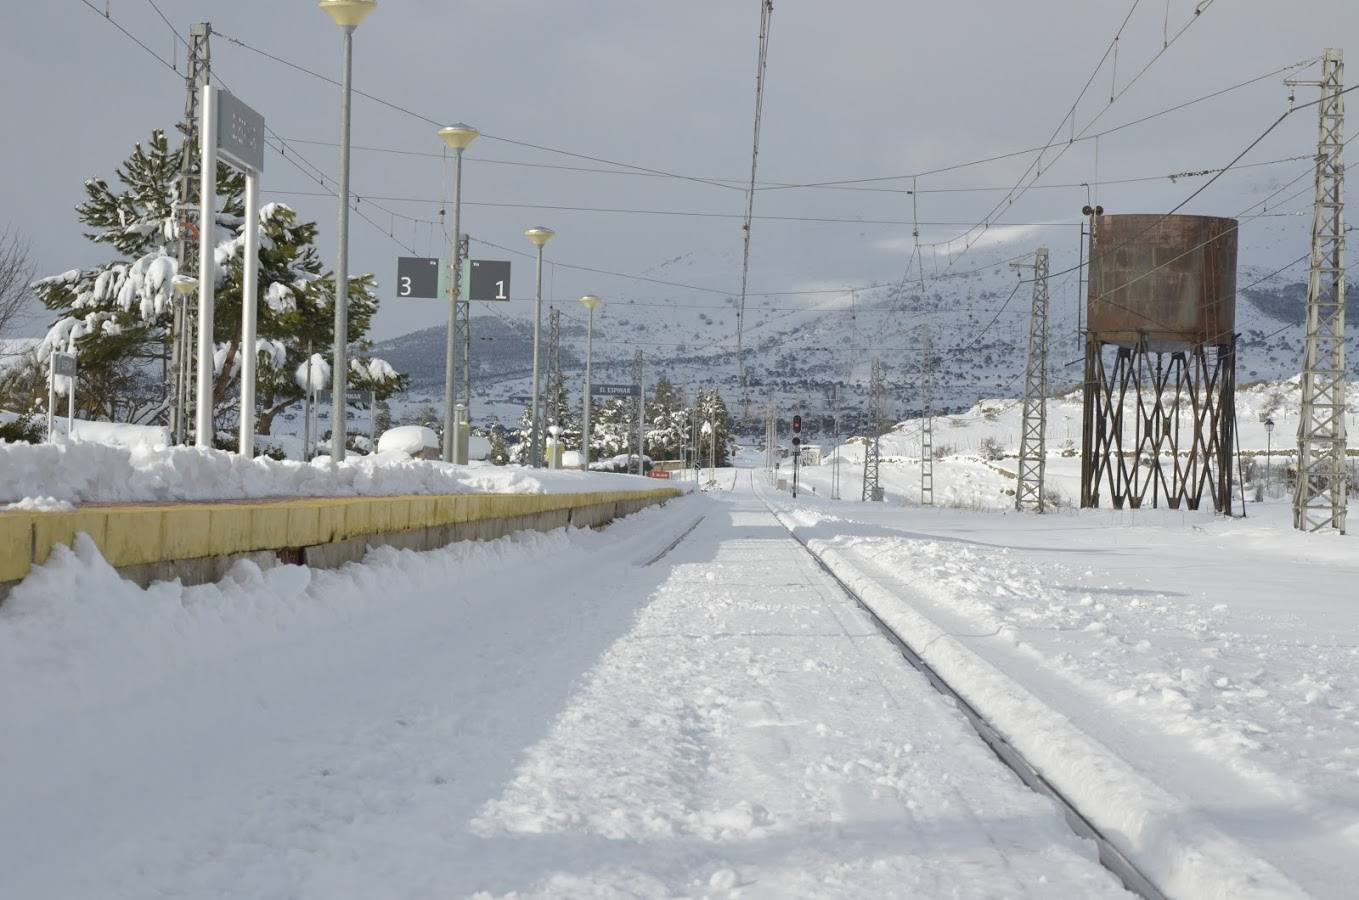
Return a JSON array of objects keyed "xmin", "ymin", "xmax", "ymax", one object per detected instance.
[
  {"xmin": 831, "ymin": 383, "xmax": 841, "ymax": 500},
  {"xmin": 632, "ymin": 349, "xmax": 644, "ymax": 475},
  {"xmin": 862, "ymin": 357, "xmax": 883, "ymax": 502},
  {"xmin": 546, "ymin": 305, "xmax": 560, "ymax": 431},
  {"xmin": 920, "ymin": 329, "xmax": 934, "ymax": 506},
  {"xmin": 1014, "ymin": 247, "xmax": 1050, "ymax": 512},
  {"xmin": 1288, "ymin": 49, "xmax": 1348, "ymax": 533},
  {"xmin": 171, "ymin": 23, "xmax": 211, "ymax": 445}
]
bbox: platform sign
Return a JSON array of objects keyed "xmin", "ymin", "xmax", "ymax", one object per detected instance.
[
  {"xmin": 217, "ymin": 90, "xmax": 265, "ymax": 174},
  {"xmin": 50, "ymin": 352, "xmax": 76, "ymax": 378},
  {"xmin": 592, "ymin": 383, "xmax": 642, "ymax": 398},
  {"xmin": 396, "ymin": 257, "xmax": 441, "ymax": 299},
  {"xmin": 468, "ymin": 259, "xmax": 511, "ymax": 301}
]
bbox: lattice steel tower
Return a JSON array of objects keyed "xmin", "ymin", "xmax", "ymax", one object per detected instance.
[
  {"xmin": 920, "ymin": 328, "xmax": 934, "ymax": 506},
  {"xmin": 170, "ymin": 23, "xmax": 212, "ymax": 444},
  {"xmin": 1289, "ymin": 49, "xmax": 1348, "ymax": 533},
  {"xmin": 1014, "ymin": 248, "xmax": 1050, "ymax": 512},
  {"xmin": 862, "ymin": 358, "xmax": 884, "ymax": 502}
]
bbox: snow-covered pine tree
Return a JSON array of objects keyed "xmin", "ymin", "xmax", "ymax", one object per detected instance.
[
  {"xmin": 694, "ymin": 387, "xmax": 733, "ymax": 467},
  {"xmin": 645, "ymin": 374, "xmax": 686, "ymax": 461},
  {"xmin": 32, "ymin": 130, "xmax": 405, "ymax": 440},
  {"xmin": 544, "ymin": 370, "xmax": 580, "ymax": 451},
  {"xmin": 591, "ymin": 397, "xmax": 635, "ymax": 465}
]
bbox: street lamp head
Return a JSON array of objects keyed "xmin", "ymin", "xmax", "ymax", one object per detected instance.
[
  {"xmin": 1265, "ymin": 418, "xmax": 1275, "ymax": 433},
  {"xmin": 318, "ymin": 0, "xmax": 376, "ymax": 28},
  {"xmin": 524, "ymin": 226, "xmax": 556, "ymax": 247},
  {"xmin": 579, "ymin": 294, "xmax": 602, "ymax": 312},
  {"xmin": 172, "ymin": 274, "xmax": 198, "ymax": 295},
  {"xmin": 438, "ymin": 123, "xmax": 479, "ymax": 150}
]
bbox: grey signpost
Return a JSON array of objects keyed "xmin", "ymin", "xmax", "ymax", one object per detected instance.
[
  {"xmin": 395, "ymin": 257, "xmax": 441, "ymax": 299},
  {"xmin": 467, "ymin": 260, "xmax": 511, "ymax": 301},
  {"xmin": 47, "ymin": 351, "xmax": 76, "ymax": 442},
  {"xmin": 197, "ymin": 85, "xmax": 264, "ymax": 455}
]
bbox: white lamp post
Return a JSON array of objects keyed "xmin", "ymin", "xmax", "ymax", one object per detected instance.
[
  {"xmin": 702, "ymin": 420, "xmax": 714, "ymax": 485},
  {"xmin": 318, "ymin": 0, "xmax": 376, "ymax": 461},
  {"xmin": 579, "ymin": 294, "xmax": 602, "ymax": 471},
  {"xmin": 438, "ymin": 123, "xmax": 478, "ymax": 462},
  {"xmin": 1265, "ymin": 417, "xmax": 1275, "ymax": 498},
  {"xmin": 525, "ymin": 226, "xmax": 555, "ymax": 467}
]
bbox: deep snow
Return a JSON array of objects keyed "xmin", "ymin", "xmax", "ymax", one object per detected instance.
[
  {"xmin": 0, "ymin": 489, "xmax": 1128, "ymax": 898},
  {"xmin": 0, "ymin": 440, "xmax": 663, "ymax": 505}
]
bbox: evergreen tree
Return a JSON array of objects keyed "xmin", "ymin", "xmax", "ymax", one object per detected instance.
[
  {"xmin": 544, "ymin": 370, "xmax": 580, "ymax": 451},
  {"xmin": 32, "ymin": 129, "xmax": 405, "ymax": 436},
  {"xmin": 488, "ymin": 429, "xmax": 509, "ymax": 465},
  {"xmin": 591, "ymin": 397, "xmax": 635, "ymax": 464},
  {"xmin": 645, "ymin": 375, "xmax": 687, "ymax": 461},
  {"xmin": 693, "ymin": 387, "xmax": 733, "ymax": 467}
]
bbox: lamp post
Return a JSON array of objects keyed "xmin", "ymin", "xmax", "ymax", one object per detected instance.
[
  {"xmin": 437, "ymin": 123, "xmax": 478, "ymax": 462},
  {"xmin": 702, "ymin": 420, "xmax": 714, "ymax": 486},
  {"xmin": 579, "ymin": 294, "xmax": 602, "ymax": 471},
  {"xmin": 1265, "ymin": 417, "xmax": 1275, "ymax": 498},
  {"xmin": 318, "ymin": 0, "xmax": 376, "ymax": 461},
  {"xmin": 525, "ymin": 226, "xmax": 555, "ymax": 467}
]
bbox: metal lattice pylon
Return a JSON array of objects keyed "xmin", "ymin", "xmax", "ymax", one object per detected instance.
[
  {"xmin": 1290, "ymin": 49, "xmax": 1348, "ymax": 533},
  {"xmin": 920, "ymin": 329, "xmax": 934, "ymax": 506},
  {"xmin": 170, "ymin": 23, "xmax": 212, "ymax": 444},
  {"xmin": 1014, "ymin": 248, "xmax": 1051, "ymax": 512},
  {"xmin": 862, "ymin": 357, "xmax": 883, "ymax": 502}
]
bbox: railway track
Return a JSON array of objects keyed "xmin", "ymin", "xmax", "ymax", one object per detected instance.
[{"xmin": 741, "ymin": 468, "xmax": 1168, "ymax": 900}]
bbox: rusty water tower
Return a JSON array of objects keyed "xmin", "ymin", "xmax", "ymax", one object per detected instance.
[{"xmin": 1080, "ymin": 212, "xmax": 1239, "ymax": 512}]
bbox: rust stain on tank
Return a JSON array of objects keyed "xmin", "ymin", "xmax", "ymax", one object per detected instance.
[{"xmin": 1087, "ymin": 213, "xmax": 1237, "ymax": 348}]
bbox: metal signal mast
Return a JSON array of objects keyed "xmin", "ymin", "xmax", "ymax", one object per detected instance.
[
  {"xmin": 862, "ymin": 357, "xmax": 884, "ymax": 502},
  {"xmin": 170, "ymin": 23, "xmax": 212, "ymax": 444},
  {"xmin": 1014, "ymin": 247, "xmax": 1051, "ymax": 512},
  {"xmin": 736, "ymin": 0, "xmax": 774, "ymax": 423},
  {"xmin": 920, "ymin": 328, "xmax": 934, "ymax": 506},
  {"xmin": 1288, "ymin": 49, "xmax": 1348, "ymax": 533}
]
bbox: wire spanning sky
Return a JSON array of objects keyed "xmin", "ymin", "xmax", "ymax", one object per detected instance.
[{"xmin": 2, "ymin": 0, "xmax": 1355, "ymax": 342}]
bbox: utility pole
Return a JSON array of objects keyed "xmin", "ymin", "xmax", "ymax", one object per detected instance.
[
  {"xmin": 632, "ymin": 349, "xmax": 645, "ymax": 475},
  {"xmin": 831, "ymin": 383, "xmax": 841, "ymax": 500},
  {"xmin": 170, "ymin": 23, "xmax": 211, "ymax": 445},
  {"xmin": 764, "ymin": 402, "xmax": 775, "ymax": 480},
  {"xmin": 1288, "ymin": 49, "xmax": 1348, "ymax": 533},
  {"xmin": 546, "ymin": 304, "xmax": 560, "ymax": 429},
  {"xmin": 862, "ymin": 357, "xmax": 883, "ymax": 502},
  {"xmin": 455, "ymin": 232, "xmax": 471, "ymax": 441},
  {"xmin": 919, "ymin": 329, "xmax": 934, "ymax": 506},
  {"xmin": 1014, "ymin": 247, "xmax": 1050, "ymax": 512}
]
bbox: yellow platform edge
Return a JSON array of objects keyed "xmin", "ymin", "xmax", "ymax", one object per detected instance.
[{"xmin": 0, "ymin": 488, "xmax": 679, "ymax": 584}]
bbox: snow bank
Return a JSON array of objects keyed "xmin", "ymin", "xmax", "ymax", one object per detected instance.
[
  {"xmin": 376, "ymin": 425, "xmax": 438, "ymax": 457},
  {"xmin": 58, "ymin": 418, "xmax": 170, "ymax": 449},
  {"xmin": 0, "ymin": 441, "xmax": 680, "ymax": 506}
]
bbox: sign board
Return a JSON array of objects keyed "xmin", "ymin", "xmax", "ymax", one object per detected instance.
[
  {"xmin": 593, "ymin": 383, "xmax": 642, "ymax": 398},
  {"xmin": 468, "ymin": 260, "xmax": 511, "ymax": 301},
  {"xmin": 647, "ymin": 470, "xmax": 672, "ymax": 480},
  {"xmin": 317, "ymin": 389, "xmax": 375, "ymax": 409},
  {"xmin": 216, "ymin": 90, "xmax": 265, "ymax": 173},
  {"xmin": 396, "ymin": 257, "xmax": 441, "ymax": 299},
  {"xmin": 50, "ymin": 352, "xmax": 77, "ymax": 378}
]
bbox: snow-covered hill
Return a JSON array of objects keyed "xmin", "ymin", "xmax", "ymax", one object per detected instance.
[{"xmin": 371, "ymin": 239, "xmax": 1358, "ymax": 434}]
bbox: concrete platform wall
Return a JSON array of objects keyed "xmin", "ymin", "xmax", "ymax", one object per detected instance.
[{"xmin": 0, "ymin": 488, "xmax": 679, "ymax": 597}]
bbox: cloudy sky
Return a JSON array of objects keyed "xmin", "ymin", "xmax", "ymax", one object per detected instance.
[{"xmin": 3, "ymin": 1, "xmax": 1355, "ymax": 340}]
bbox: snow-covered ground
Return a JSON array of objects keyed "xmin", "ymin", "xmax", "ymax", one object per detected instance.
[
  {"xmin": 763, "ymin": 465, "xmax": 1358, "ymax": 898},
  {"xmin": 0, "ymin": 486, "xmax": 1135, "ymax": 898},
  {"xmin": 0, "ymin": 440, "xmax": 664, "ymax": 506}
]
